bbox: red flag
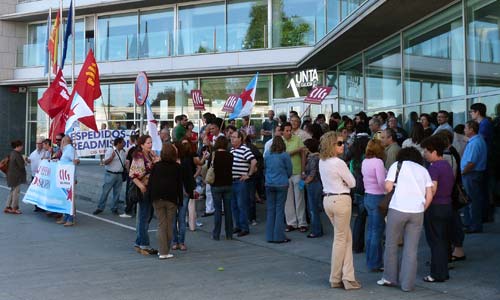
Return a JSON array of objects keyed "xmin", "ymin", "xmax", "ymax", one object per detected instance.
[
  {"xmin": 49, "ymin": 109, "xmax": 67, "ymax": 143},
  {"xmin": 64, "ymin": 49, "xmax": 101, "ymax": 133},
  {"xmin": 38, "ymin": 69, "xmax": 70, "ymax": 118}
]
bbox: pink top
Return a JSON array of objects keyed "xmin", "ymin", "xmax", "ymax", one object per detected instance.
[{"xmin": 361, "ymin": 158, "xmax": 386, "ymax": 195}]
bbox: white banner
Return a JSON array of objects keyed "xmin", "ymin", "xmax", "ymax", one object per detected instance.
[{"xmin": 70, "ymin": 129, "xmax": 134, "ymax": 157}]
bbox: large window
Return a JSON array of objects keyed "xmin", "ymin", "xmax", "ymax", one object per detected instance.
[
  {"xmin": 273, "ymin": 72, "xmax": 324, "ymax": 98},
  {"xmin": 24, "ymin": 22, "xmax": 48, "ymax": 67},
  {"xmin": 65, "ymin": 19, "xmax": 86, "ymax": 64},
  {"xmin": 139, "ymin": 9, "xmax": 174, "ymax": 58},
  {"xmin": 271, "ymin": 0, "xmax": 326, "ymax": 47},
  {"xmin": 227, "ymin": 0, "xmax": 268, "ymax": 51},
  {"xmin": 177, "ymin": 2, "xmax": 225, "ymax": 55},
  {"xmin": 365, "ymin": 36, "xmax": 402, "ymax": 110},
  {"xmin": 467, "ymin": 0, "xmax": 500, "ymax": 94},
  {"xmin": 339, "ymin": 55, "xmax": 364, "ymax": 113},
  {"xmin": 404, "ymin": 4, "xmax": 465, "ymax": 103},
  {"xmin": 148, "ymin": 80, "xmax": 198, "ymax": 120},
  {"xmin": 97, "ymin": 13, "xmax": 138, "ymax": 61}
]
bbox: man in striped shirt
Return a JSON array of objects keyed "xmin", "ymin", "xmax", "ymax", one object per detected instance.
[{"xmin": 230, "ymin": 130, "xmax": 257, "ymax": 237}]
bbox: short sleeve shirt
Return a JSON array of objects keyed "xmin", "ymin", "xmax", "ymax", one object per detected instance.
[
  {"xmin": 428, "ymin": 160, "xmax": 454, "ymax": 205},
  {"xmin": 230, "ymin": 144, "xmax": 255, "ymax": 179},
  {"xmin": 284, "ymin": 135, "xmax": 304, "ymax": 175}
]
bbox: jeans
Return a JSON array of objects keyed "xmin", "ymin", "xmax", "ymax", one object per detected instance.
[
  {"xmin": 462, "ymin": 171, "xmax": 484, "ymax": 231},
  {"xmin": 173, "ymin": 196, "xmax": 189, "ymax": 244},
  {"xmin": 352, "ymin": 193, "xmax": 367, "ymax": 252},
  {"xmin": 97, "ymin": 172, "xmax": 123, "ymax": 212},
  {"xmin": 211, "ymin": 185, "xmax": 233, "ymax": 239},
  {"xmin": 364, "ymin": 193, "xmax": 385, "ymax": 270},
  {"xmin": 247, "ymin": 177, "xmax": 257, "ymax": 221},
  {"xmin": 231, "ymin": 180, "xmax": 249, "ymax": 232},
  {"xmin": 306, "ymin": 181, "xmax": 323, "ymax": 236},
  {"xmin": 135, "ymin": 200, "xmax": 153, "ymax": 248},
  {"xmin": 265, "ymin": 186, "xmax": 288, "ymax": 242}
]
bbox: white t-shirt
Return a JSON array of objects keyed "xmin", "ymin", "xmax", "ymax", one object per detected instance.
[
  {"xmin": 386, "ymin": 161, "xmax": 433, "ymax": 213},
  {"xmin": 28, "ymin": 149, "xmax": 45, "ymax": 177}
]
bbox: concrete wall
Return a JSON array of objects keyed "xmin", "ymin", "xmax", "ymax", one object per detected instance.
[
  {"xmin": 0, "ymin": 87, "xmax": 27, "ymax": 158},
  {"xmin": 1, "ymin": 0, "xmax": 26, "ymax": 81}
]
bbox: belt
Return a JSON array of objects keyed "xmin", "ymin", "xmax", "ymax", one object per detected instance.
[
  {"xmin": 324, "ymin": 193, "xmax": 350, "ymax": 197},
  {"xmin": 106, "ymin": 170, "xmax": 123, "ymax": 174}
]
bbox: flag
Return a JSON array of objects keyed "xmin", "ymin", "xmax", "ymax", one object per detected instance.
[
  {"xmin": 146, "ymin": 99, "xmax": 162, "ymax": 152},
  {"xmin": 229, "ymin": 73, "xmax": 258, "ymax": 119},
  {"xmin": 64, "ymin": 49, "xmax": 101, "ymax": 134},
  {"xmin": 38, "ymin": 69, "xmax": 70, "ymax": 118},
  {"xmin": 48, "ymin": 11, "xmax": 61, "ymax": 74},
  {"xmin": 44, "ymin": 11, "xmax": 50, "ymax": 75},
  {"xmin": 61, "ymin": 0, "xmax": 73, "ymax": 70}
]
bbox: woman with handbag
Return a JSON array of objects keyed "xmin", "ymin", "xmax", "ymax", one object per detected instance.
[
  {"xmin": 318, "ymin": 132, "xmax": 360, "ymax": 290},
  {"xmin": 377, "ymin": 147, "xmax": 433, "ymax": 292},
  {"xmin": 4, "ymin": 140, "xmax": 26, "ymax": 214},
  {"xmin": 420, "ymin": 135, "xmax": 454, "ymax": 283},
  {"xmin": 129, "ymin": 135, "xmax": 159, "ymax": 256},
  {"xmin": 361, "ymin": 139, "xmax": 386, "ymax": 272},
  {"xmin": 210, "ymin": 136, "xmax": 234, "ymax": 240},
  {"xmin": 148, "ymin": 143, "xmax": 183, "ymax": 260}
]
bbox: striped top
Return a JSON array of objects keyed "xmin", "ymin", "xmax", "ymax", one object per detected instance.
[{"xmin": 230, "ymin": 144, "xmax": 255, "ymax": 179}]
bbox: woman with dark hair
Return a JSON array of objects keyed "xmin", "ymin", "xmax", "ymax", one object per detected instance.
[
  {"xmin": 148, "ymin": 143, "xmax": 183, "ymax": 259},
  {"xmin": 304, "ymin": 123, "xmax": 323, "ymax": 141},
  {"xmin": 264, "ymin": 136, "xmax": 292, "ymax": 243},
  {"xmin": 420, "ymin": 114, "xmax": 434, "ymax": 138},
  {"xmin": 211, "ymin": 136, "xmax": 234, "ymax": 240},
  {"xmin": 378, "ymin": 147, "xmax": 433, "ymax": 292},
  {"xmin": 130, "ymin": 135, "xmax": 159, "ymax": 256},
  {"xmin": 402, "ymin": 122, "xmax": 425, "ymax": 155},
  {"xmin": 420, "ymin": 135, "xmax": 454, "ymax": 282},
  {"xmin": 4, "ymin": 140, "xmax": 26, "ymax": 215},
  {"xmin": 185, "ymin": 121, "xmax": 198, "ymax": 152},
  {"xmin": 361, "ymin": 139, "xmax": 386, "ymax": 272},
  {"xmin": 303, "ymin": 138, "xmax": 322, "ymax": 238},
  {"xmin": 319, "ymin": 131, "xmax": 360, "ymax": 290}
]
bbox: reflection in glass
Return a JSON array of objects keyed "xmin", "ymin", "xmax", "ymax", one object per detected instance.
[
  {"xmin": 139, "ymin": 9, "xmax": 174, "ymax": 58},
  {"xmin": 25, "ymin": 23, "xmax": 48, "ymax": 67},
  {"xmin": 326, "ymin": 67, "xmax": 339, "ymax": 97},
  {"xmin": 470, "ymin": 95, "xmax": 500, "ymax": 120},
  {"xmin": 440, "ymin": 99, "xmax": 466, "ymax": 127},
  {"xmin": 65, "ymin": 19, "xmax": 85, "ymax": 64},
  {"xmin": 273, "ymin": 72, "xmax": 324, "ymax": 98},
  {"xmin": 107, "ymin": 84, "xmax": 135, "ymax": 121},
  {"xmin": 97, "ymin": 13, "xmax": 138, "ymax": 61},
  {"xmin": 341, "ymin": 0, "xmax": 365, "ymax": 20},
  {"xmin": 467, "ymin": 0, "xmax": 500, "ymax": 94},
  {"xmin": 365, "ymin": 37, "xmax": 401, "ymax": 110},
  {"xmin": 227, "ymin": 0, "xmax": 267, "ymax": 51},
  {"xmin": 339, "ymin": 55, "xmax": 364, "ymax": 113},
  {"xmin": 404, "ymin": 4, "xmax": 464, "ymax": 103},
  {"xmin": 272, "ymin": 0, "xmax": 326, "ymax": 47},
  {"xmin": 148, "ymin": 80, "xmax": 198, "ymax": 120},
  {"xmin": 327, "ymin": 0, "xmax": 341, "ymax": 31},
  {"xmin": 178, "ymin": 2, "xmax": 225, "ymax": 55}
]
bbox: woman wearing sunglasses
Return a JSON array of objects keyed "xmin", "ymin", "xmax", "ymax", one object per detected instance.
[{"xmin": 319, "ymin": 131, "xmax": 360, "ymax": 290}]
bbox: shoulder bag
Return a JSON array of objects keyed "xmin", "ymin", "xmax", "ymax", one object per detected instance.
[
  {"xmin": 378, "ymin": 161, "xmax": 402, "ymax": 216},
  {"xmin": 205, "ymin": 153, "xmax": 216, "ymax": 185},
  {"xmin": 115, "ymin": 149, "xmax": 127, "ymax": 182}
]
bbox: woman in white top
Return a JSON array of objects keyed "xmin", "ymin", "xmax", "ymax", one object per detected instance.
[
  {"xmin": 402, "ymin": 123, "xmax": 425, "ymax": 156},
  {"xmin": 377, "ymin": 147, "xmax": 433, "ymax": 292},
  {"xmin": 318, "ymin": 131, "xmax": 360, "ymax": 290}
]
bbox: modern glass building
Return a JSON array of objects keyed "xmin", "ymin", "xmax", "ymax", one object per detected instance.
[{"xmin": 0, "ymin": 0, "xmax": 499, "ymax": 154}]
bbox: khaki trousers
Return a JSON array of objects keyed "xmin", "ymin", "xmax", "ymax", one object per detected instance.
[
  {"xmin": 285, "ymin": 175, "xmax": 307, "ymax": 227},
  {"xmin": 323, "ymin": 195, "xmax": 356, "ymax": 284},
  {"xmin": 6, "ymin": 185, "xmax": 20, "ymax": 209},
  {"xmin": 153, "ymin": 200, "xmax": 177, "ymax": 256}
]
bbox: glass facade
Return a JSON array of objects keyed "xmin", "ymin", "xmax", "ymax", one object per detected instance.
[
  {"xmin": 338, "ymin": 55, "xmax": 363, "ymax": 114},
  {"xmin": 24, "ymin": 22, "xmax": 48, "ymax": 67},
  {"xmin": 227, "ymin": 0, "xmax": 268, "ymax": 50},
  {"xmin": 97, "ymin": 13, "xmax": 138, "ymax": 61},
  {"xmin": 139, "ymin": 9, "xmax": 174, "ymax": 58}
]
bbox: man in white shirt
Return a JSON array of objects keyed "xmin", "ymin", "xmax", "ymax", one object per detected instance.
[
  {"xmin": 433, "ymin": 110, "xmax": 454, "ymax": 135},
  {"xmin": 290, "ymin": 115, "xmax": 312, "ymax": 142},
  {"xmin": 263, "ymin": 126, "xmax": 283, "ymax": 157},
  {"xmin": 27, "ymin": 137, "xmax": 45, "ymax": 180},
  {"xmin": 93, "ymin": 137, "xmax": 127, "ymax": 215}
]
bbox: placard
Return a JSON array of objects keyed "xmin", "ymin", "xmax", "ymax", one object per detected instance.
[
  {"xmin": 191, "ymin": 89, "xmax": 205, "ymax": 111},
  {"xmin": 304, "ymin": 86, "xmax": 333, "ymax": 104},
  {"xmin": 222, "ymin": 94, "xmax": 238, "ymax": 113}
]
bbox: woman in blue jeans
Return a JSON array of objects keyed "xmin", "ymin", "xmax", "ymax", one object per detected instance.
[
  {"xmin": 211, "ymin": 136, "xmax": 234, "ymax": 240},
  {"xmin": 361, "ymin": 139, "xmax": 386, "ymax": 272},
  {"xmin": 264, "ymin": 137, "xmax": 292, "ymax": 243},
  {"xmin": 303, "ymin": 139, "xmax": 323, "ymax": 238},
  {"xmin": 172, "ymin": 138, "xmax": 204, "ymax": 251}
]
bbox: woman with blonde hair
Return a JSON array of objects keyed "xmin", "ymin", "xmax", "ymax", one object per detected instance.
[
  {"xmin": 318, "ymin": 131, "xmax": 360, "ymax": 290},
  {"xmin": 361, "ymin": 139, "xmax": 386, "ymax": 272}
]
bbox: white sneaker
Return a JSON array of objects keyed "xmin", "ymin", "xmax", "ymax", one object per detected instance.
[
  {"xmin": 251, "ymin": 220, "xmax": 258, "ymax": 226},
  {"xmin": 119, "ymin": 213, "xmax": 132, "ymax": 218},
  {"xmin": 196, "ymin": 221, "xmax": 203, "ymax": 227},
  {"xmin": 377, "ymin": 278, "xmax": 392, "ymax": 286},
  {"xmin": 158, "ymin": 254, "xmax": 174, "ymax": 260}
]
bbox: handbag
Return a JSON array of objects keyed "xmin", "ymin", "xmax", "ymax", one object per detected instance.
[
  {"xmin": 115, "ymin": 149, "xmax": 127, "ymax": 182},
  {"xmin": 205, "ymin": 153, "xmax": 216, "ymax": 185},
  {"xmin": 452, "ymin": 182, "xmax": 468, "ymax": 209},
  {"xmin": 378, "ymin": 161, "xmax": 402, "ymax": 216},
  {"xmin": 0, "ymin": 156, "xmax": 9, "ymax": 174},
  {"xmin": 128, "ymin": 181, "xmax": 143, "ymax": 204}
]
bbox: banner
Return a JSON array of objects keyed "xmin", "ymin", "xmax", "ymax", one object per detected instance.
[
  {"xmin": 222, "ymin": 94, "xmax": 238, "ymax": 113},
  {"xmin": 304, "ymin": 86, "xmax": 333, "ymax": 104},
  {"xmin": 191, "ymin": 89, "xmax": 205, "ymax": 111},
  {"xmin": 70, "ymin": 129, "xmax": 134, "ymax": 156},
  {"xmin": 23, "ymin": 160, "xmax": 75, "ymax": 215}
]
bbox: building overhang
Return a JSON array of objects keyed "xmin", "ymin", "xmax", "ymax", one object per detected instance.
[{"xmin": 298, "ymin": 0, "xmax": 457, "ymax": 70}]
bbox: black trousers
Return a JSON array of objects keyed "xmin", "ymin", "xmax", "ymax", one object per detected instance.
[{"xmin": 424, "ymin": 204, "xmax": 452, "ymax": 280}]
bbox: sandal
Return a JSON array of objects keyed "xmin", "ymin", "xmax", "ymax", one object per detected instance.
[
  {"xmin": 3, "ymin": 207, "xmax": 12, "ymax": 214},
  {"xmin": 299, "ymin": 226, "xmax": 308, "ymax": 233},
  {"xmin": 451, "ymin": 255, "xmax": 466, "ymax": 262},
  {"xmin": 171, "ymin": 244, "xmax": 179, "ymax": 251},
  {"xmin": 179, "ymin": 244, "xmax": 187, "ymax": 251},
  {"xmin": 11, "ymin": 209, "xmax": 22, "ymax": 215},
  {"xmin": 285, "ymin": 226, "xmax": 296, "ymax": 232}
]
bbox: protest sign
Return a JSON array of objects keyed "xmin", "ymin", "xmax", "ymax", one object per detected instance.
[
  {"xmin": 222, "ymin": 94, "xmax": 238, "ymax": 113},
  {"xmin": 191, "ymin": 90, "xmax": 205, "ymax": 111},
  {"xmin": 304, "ymin": 86, "xmax": 332, "ymax": 104},
  {"xmin": 70, "ymin": 129, "xmax": 134, "ymax": 157}
]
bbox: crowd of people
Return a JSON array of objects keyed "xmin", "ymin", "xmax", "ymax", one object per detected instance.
[{"xmin": 4, "ymin": 102, "xmax": 500, "ymax": 292}]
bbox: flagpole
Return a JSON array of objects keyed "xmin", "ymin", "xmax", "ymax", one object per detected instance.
[
  {"xmin": 59, "ymin": 0, "xmax": 63, "ymax": 70},
  {"xmin": 220, "ymin": 112, "xmax": 227, "ymax": 133},
  {"xmin": 47, "ymin": 8, "xmax": 52, "ymax": 87},
  {"xmin": 71, "ymin": 0, "xmax": 75, "ymax": 88}
]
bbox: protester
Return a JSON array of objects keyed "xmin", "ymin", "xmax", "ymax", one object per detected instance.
[
  {"xmin": 4, "ymin": 140, "xmax": 26, "ymax": 215},
  {"xmin": 261, "ymin": 110, "xmax": 277, "ymax": 145},
  {"xmin": 378, "ymin": 147, "xmax": 433, "ymax": 292},
  {"xmin": 57, "ymin": 136, "xmax": 78, "ymax": 226},
  {"xmin": 290, "ymin": 115, "xmax": 312, "ymax": 142},
  {"xmin": 433, "ymin": 110, "xmax": 454, "ymax": 135},
  {"xmin": 27, "ymin": 138, "xmax": 45, "ymax": 180},
  {"xmin": 130, "ymin": 135, "xmax": 159, "ymax": 255},
  {"xmin": 245, "ymin": 135, "xmax": 264, "ymax": 226},
  {"xmin": 388, "ymin": 117, "xmax": 408, "ymax": 146},
  {"xmin": 41, "ymin": 139, "xmax": 53, "ymax": 160},
  {"xmin": 173, "ymin": 114, "xmax": 187, "ymax": 142},
  {"xmin": 99, "ymin": 123, "xmax": 107, "ymax": 165},
  {"xmin": 381, "ymin": 128, "xmax": 401, "ymax": 169},
  {"xmin": 240, "ymin": 116, "xmax": 256, "ymax": 141},
  {"xmin": 452, "ymin": 125, "xmax": 467, "ymax": 157},
  {"xmin": 148, "ymin": 143, "xmax": 183, "ymax": 260},
  {"xmin": 263, "ymin": 126, "xmax": 282, "ymax": 157},
  {"xmin": 211, "ymin": 136, "xmax": 234, "ymax": 240},
  {"xmin": 264, "ymin": 136, "xmax": 292, "ymax": 243},
  {"xmin": 420, "ymin": 113, "xmax": 434, "ymax": 138},
  {"xmin": 230, "ymin": 130, "xmax": 257, "ymax": 237},
  {"xmin": 368, "ymin": 117, "xmax": 382, "ymax": 140},
  {"xmin": 303, "ymin": 139, "xmax": 323, "ymax": 238},
  {"xmin": 315, "ymin": 113, "xmax": 329, "ymax": 134},
  {"xmin": 121, "ymin": 134, "xmax": 138, "ymax": 218},
  {"xmin": 361, "ymin": 139, "xmax": 386, "ymax": 272},
  {"xmin": 159, "ymin": 127, "xmax": 171, "ymax": 144},
  {"xmin": 402, "ymin": 122, "xmax": 425, "ymax": 155},
  {"xmin": 186, "ymin": 121, "xmax": 198, "ymax": 152}
]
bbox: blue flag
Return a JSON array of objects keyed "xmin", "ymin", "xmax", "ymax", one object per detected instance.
[{"xmin": 61, "ymin": 0, "xmax": 73, "ymax": 69}]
